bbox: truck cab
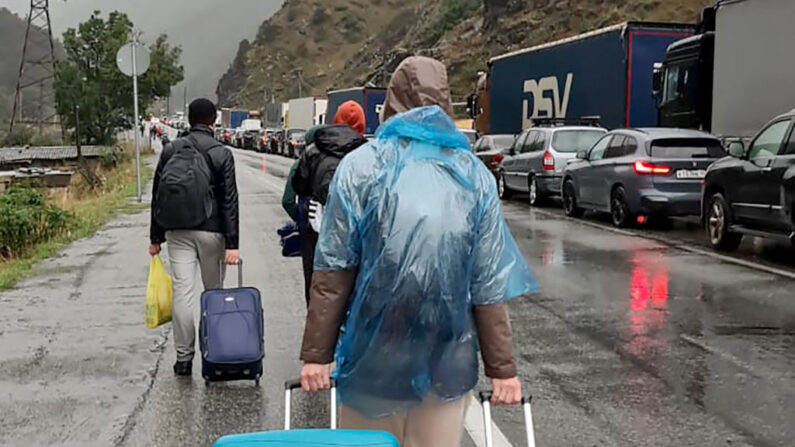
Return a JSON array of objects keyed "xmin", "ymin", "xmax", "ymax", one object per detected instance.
[
  {"xmin": 654, "ymin": 32, "xmax": 714, "ymax": 131},
  {"xmin": 654, "ymin": 6, "xmax": 716, "ymax": 132}
]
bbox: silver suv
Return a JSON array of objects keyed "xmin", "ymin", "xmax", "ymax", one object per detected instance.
[{"xmin": 499, "ymin": 120, "xmax": 606, "ymax": 205}]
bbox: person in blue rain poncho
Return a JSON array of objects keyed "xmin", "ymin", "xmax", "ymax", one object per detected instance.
[{"xmin": 299, "ymin": 56, "xmax": 538, "ymax": 447}]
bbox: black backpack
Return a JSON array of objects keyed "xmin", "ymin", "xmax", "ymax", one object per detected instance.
[{"xmin": 154, "ymin": 135, "xmax": 215, "ymax": 230}]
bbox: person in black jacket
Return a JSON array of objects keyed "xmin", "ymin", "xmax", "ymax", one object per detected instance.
[
  {"xmin": 148, "ymin": 98, "xmax": 240, "ymax": 376},
  {"xmin": 292, "ymin": 102, "xmax": 367, "ymax": 305}
]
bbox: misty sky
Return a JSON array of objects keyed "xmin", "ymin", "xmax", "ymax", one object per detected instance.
[{"xmin": 3, "ymin": 0, "xmax": 281, "ymax": 109}]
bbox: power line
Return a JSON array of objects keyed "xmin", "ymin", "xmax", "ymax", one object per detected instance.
[{"xmin": 10, "ymin": 0, "xmax": 59, "ymax": 135}]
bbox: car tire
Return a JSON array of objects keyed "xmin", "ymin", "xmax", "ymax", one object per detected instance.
[
  {"xmin": 563, "ymin": 179, "xmax": 584, "ymax": 218},
  {"xmin": 528, "ymin": 175, "xmax": 545, "ymax": 207},
  {"xmin": 610, "ymin": 186, "xmax": 633, "ymax": 228},
  {"xmin": 499, "ymin": 172, "xmax": 512, "ymax": 199},
  {"xmin": 706, "ymin": 193, "xmax": 743, "ymax": 251}
]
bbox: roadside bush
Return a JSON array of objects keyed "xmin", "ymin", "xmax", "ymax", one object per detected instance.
[
  {"xmin": 1, "ymin": 126, "xmax": 63, "ymax": 147},
  {"xmin": 0, "ymin": 186, "xmax": 71, "ymax": 258},
  {"xmin": 30, "ymin": 132, "xmax": 63, "ymax": 146},
  {"xmin": 1, "ymin": 126, "xmax": 35, "ymax": 147},
  {"xmin": 312, "ymin": 5, "xmax": 328, "ymax": 25},
  {"xmin": 424, "ymin": 0, "xmax": 481, "ymax": 45}
]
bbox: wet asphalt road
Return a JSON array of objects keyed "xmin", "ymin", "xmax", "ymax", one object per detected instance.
[{"xmin": 2, "ymin": 148, "xmax": 794, "ymax": 446}]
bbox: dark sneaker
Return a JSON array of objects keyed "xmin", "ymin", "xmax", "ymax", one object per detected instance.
[{"xmin": 173, "ymin": 360, "xmax": 192, "ymax": 376}]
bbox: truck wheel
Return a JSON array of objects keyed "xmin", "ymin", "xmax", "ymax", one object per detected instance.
[
  {"xmin": 610, "ymin": 186, "xmax": 633, "ymax": 228},
  {"xmin": 563, "ymin": 180, "xmax": 584, "ymax": 218},
  {"xmin": 528, "ymin": 176, "xmax": 545, "ymax": 207},
  {"xmin": 707, "ymin": 193, "xmax": 743, "ymax": 251},
  {"xmin": 499, "ymin": 172, "xmax": 512, "ymax": 199}
]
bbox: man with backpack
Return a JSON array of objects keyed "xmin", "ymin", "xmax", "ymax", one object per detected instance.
[{"xmin": 149, "ymin": 98, "xmax": 240, "ymax": 377}]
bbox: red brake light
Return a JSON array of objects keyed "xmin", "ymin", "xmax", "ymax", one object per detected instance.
[
  {"xmin": 490, "ymin": 153, "xmax": 504, "ymax": 166},
  {"xmin": 542, "ymin": 151, "xmax": 555, "ymax": 171},
  {"xmin": 633, "ymin": 160, "xmax": 671, "ymax": 175},
  {"xmin": 290, "ymin": 141, "xmax": 297, "ymax": 147}
]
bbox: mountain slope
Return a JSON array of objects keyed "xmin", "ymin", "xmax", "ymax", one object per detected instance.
[{"xmin": 217, "ymin": 0, "xmax": 712, "ymax": 108}]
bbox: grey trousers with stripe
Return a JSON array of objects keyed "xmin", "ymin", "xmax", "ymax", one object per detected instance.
[{"xmin": 166, "ymin": 230, "xmax": 226, "ymax": 362}]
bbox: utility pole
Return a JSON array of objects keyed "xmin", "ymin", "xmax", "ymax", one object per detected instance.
[
  {"xmin": 10, "ymin": 0, "xmax": 58, "ymax": 134},
  {"xmin": 131, "ymin": 33, "xmax": 142, "ymax": 202},
  {"xmin": 183, "ymin": 86, "xmax": 187, "ymax": 117}
]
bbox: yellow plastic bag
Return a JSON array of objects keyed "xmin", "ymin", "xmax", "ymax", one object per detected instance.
[{"xmin": 145, "ymin": 255, "xmax": 172, "ymax": 329}]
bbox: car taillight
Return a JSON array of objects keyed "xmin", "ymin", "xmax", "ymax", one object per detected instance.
[
  {"xmin": 224, "ymin": 132, "xmax": 230, "ymax": 138},
  {"xmin": 290, "ymin": 141, "xmax": 297, "ymax": 147},
  {"xmin": 490, "ymin": 153, "xmax": 504, "ymax": 166},
  {"xmin": 542, "ymin": 151, "xmax": 555, "ymax": 171},
  {"xmin": 633, "ymin": 160, "xmax": 671, "ymax": 175}
]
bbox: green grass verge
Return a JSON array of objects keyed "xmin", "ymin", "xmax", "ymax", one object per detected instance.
[{"xmin": 0, "ymin": 155, "xmax": 153, "ymax": 290}]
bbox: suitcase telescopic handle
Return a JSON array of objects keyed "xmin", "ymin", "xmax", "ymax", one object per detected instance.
[
  {"xmin": 219, "ymin": 257, "xmax": 243, "ymax": 288},
  {"xmin": 284, "ymin": 379, "xmax": 338, "ymax": 431},
  {"xmin": 478, "ymin": 391, "xmax": 536, "ymax": 447}
]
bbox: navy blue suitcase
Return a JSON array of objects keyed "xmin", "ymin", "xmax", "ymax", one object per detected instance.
[{"xmin": 199, "ymin": 259, "xmax": 264, "ymax": 386}]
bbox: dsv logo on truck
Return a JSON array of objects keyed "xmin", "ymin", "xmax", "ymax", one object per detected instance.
[{"xmin": 522, "ymin": 73, "xmax": 573, "ymax": 129}]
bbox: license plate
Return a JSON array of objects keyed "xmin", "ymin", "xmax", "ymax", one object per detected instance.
[{"xmin": 676, "ymin": 169, "xmax": 706, "ymax": 179}]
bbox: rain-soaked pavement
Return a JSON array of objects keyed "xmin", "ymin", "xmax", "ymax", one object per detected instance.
[{"xmin": 2, "ymin": 149, "xmax": 794, "ymax": 446}]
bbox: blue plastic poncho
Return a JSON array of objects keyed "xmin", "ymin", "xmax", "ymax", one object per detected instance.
[{"xmin": 314, "ymin": 106, "xmax": 539, "ymax": 417}]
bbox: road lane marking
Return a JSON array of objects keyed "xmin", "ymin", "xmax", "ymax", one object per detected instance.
[
  {"xmin": 529, "ymin": 207, "xmax": 795, "ymax": 280},
  {"xmin": 679, "ymin": 334, "xmax": 759, "ymax": 377},
  {"xmin": 465, "ymin": 395, "xmax": 513, "ymax": 447}
]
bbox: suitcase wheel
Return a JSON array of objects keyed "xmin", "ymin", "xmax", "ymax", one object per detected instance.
[
  {"xmin": 205, "ymin": 379, "xmax": 210, "ymax": 387},
  {"xmin": 255, "ymin": 379, "xmax": 260, "ymax": 387}
]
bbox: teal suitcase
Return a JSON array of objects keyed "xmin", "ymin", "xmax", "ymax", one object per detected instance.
[{"xmin": 213, "ymin": 380, "xmax": 399, "ymax": 447}]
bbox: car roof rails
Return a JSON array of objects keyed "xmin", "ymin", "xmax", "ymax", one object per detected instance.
[{"xmin": 531, "ymin": 116, "xmax": 602, "ymax": 127}]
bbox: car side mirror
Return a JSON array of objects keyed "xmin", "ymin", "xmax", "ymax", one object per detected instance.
[
  {"xmin": 727, "ymin": 141, "xmax": 745, "ymax": 158},
  {"xmin": 576, "ymin": 150, "xmax": 588, "ymax": 160}
]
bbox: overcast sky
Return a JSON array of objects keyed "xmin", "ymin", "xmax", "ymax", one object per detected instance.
[{"xmin": 3, "ymin": 0, "xmax": 281, "ymax": 108}]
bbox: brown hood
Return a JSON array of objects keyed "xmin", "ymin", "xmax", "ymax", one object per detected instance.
[{"xmin": 382, "ymin": 56, "xmax": 453, "ymax": 121}]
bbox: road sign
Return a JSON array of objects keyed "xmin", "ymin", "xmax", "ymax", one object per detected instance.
[{"xmin": 116, "ymin": 43, "xmax": 150, "ymax": 77}]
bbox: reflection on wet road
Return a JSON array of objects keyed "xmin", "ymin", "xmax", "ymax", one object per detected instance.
[{"xmin": 502, "ymin": 201, "xmax": 794, "ymax": 447}]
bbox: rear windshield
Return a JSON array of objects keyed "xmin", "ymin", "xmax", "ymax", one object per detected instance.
[
  {"xmin": 290, "ymin": 132, "xmax": 305, "ymax": 141},
  {"xmin": 651, "ymin": 138, "xmax": 725, "ymax": 158},
  {"xmin": 552, "ymin": 130, "xmax": 606, "ymax": 153},
  {"xmin": 491, "ymin": 135, "xmax": 515, "ymax": 150}
]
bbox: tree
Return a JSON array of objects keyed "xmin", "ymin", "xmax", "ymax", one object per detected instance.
[
  {"xmin": 53, "ymin": 11, "xmax": 183, "ymax": 145},
  {"xmin": 140, "ymin": 34, "xmax": 184, "ymax": 101}
]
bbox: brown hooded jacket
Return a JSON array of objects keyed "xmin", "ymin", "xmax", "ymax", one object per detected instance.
[{"xmin": 300, "ymin": 56, "xmax": 518, "ymax": 380}]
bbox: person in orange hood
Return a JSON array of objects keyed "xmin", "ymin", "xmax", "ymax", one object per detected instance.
[
  {"xmin": 333, "ymin": 100, "xmax": 366, "ymax": 136},
  {"xmin": 291, "ymin": 103, "xmax": 368, "ymax": 306}
]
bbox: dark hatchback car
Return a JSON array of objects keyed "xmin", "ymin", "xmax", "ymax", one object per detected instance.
[
  {"xmin": 562, "ymin": 128, "xmax": 724, "ymax": 227},
  {"xmin": 473, "ymin": 134, "xmax": 516, "ymax": 179},
  {"xmin": 703, "ymin": 110, "xmax": 795, "ymax": 251}
]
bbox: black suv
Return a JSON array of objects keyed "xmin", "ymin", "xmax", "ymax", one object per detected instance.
[{"xmin": 702, "ymin": 110, "xmax": 795, "ymax": 251}]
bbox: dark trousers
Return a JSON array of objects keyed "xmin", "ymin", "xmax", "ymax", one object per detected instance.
[
  {"xmin": 300, "ymin": 228, "xmax": 318, "ymax": 306},
  {"xmin": 297, "ymin": 196, "xmax": 317, "ymax": 307}
]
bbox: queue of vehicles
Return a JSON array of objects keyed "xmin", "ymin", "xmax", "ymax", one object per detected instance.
[{"xmin": 469, "ymin": 0, "xmax": 795, "ymax": 252}]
